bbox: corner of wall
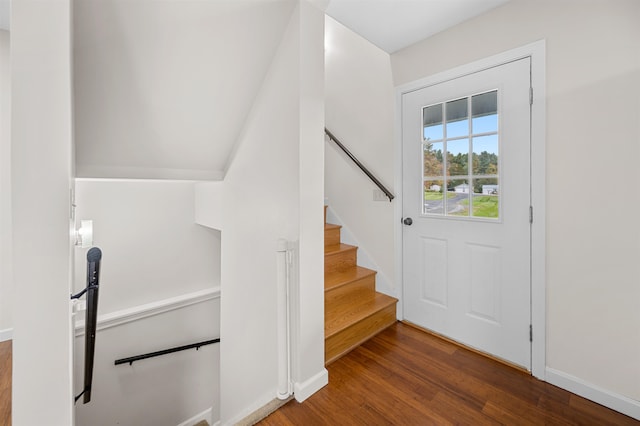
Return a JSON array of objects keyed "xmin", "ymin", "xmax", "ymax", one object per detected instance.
[
  {"xmin": 324, "ymin": 15, "xmax": 396, "ymax": 297},
  {"xmin": 293, "ymin": 368, "xmax": 328, "ymax": 403},
  {"xmin": 0, "ymin": 29, "xmax": 12, "ymax": 334},
  {"xmin": 219, "ymin": 1, "xmax": 326, "ymax": 422},
  {"xmin": 11, "ymin": 1, "xmax": 74, "ymax": 423},
  {"xmin": 194, "ymin": 181, "xmax": 224, "ymax": 231}
]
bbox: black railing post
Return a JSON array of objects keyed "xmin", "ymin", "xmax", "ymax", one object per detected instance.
[{"xmin": 71, "ymin": 247, "xmax": 102, "ymax": 404}]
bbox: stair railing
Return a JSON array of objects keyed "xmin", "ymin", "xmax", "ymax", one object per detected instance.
[
  {"xmin": 71, "ymin": 247, "xmax": 103, "ymax": 404},
  {"xmin": 325, "ymin": 128, "xmax": 394, "ymax": 202},
  {"xmin": 114, "ymin": 338, "xmax": 220, "ymax": 366}
]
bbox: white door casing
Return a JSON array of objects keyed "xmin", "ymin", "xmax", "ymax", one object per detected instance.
[{"xmin": 401, "ymin": 58, "xmax": 532, "ymax": 369}]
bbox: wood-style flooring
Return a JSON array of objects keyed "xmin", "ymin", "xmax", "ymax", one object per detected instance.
[
  {"xmin": 1, "ymin": 325, "xmax": 638, "ymax": 426},
  {"xmin": 0, "ymin": 340, "xmax": 11, "ymax": 426},
  {"xmin": 258, "ymin": 322, "xmax": 639, "ymax": 426}
]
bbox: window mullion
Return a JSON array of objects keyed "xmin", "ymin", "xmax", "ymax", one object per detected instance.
[
  {"xmin": 442, "ymin": 102, "xmax": 448, "ymax": 215},
  {"xmin": 467, "ymin": 96, "xmax": 473, "ymax": 217}
]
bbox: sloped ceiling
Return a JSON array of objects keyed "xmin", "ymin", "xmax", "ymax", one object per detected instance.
[
  {"xmin": 74, "ymin": 0, "xmax": 296, "ymax": 180},
  {"xmin": 73, "ymin": 0, "xmax": 511, "ymax": 180},
  {"xmin": 326, "ymin": 0, "xmax": 511, "ymax": 53}
]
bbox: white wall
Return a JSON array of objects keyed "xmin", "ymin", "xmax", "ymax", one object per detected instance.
[
  {"xmin": 72, "ymin": 179, "xmax": 221, "ymax": 424},
  {"xmin": 392, "ymin": 0, "xmax": 640, "ymax": 405},
  {"xmin": 72, "ymin": 0, "xmax": 295, "ymax": 181},
  {"xmin": 11, "ymin": 0, "xmax": 74, "ymax": 423},
  {"xmin": 294, "ymin": 0, "xmax": 326, "ymax": 401},
  {"xmin": 0, "ymin": 0, "xmax": 9, "ymax": 31},
  {"xmin": 194, "ymin": 181, "xmax": 223, "ymax": 232},
  {"xmin": 0, "ymin": 29, "xmax": 11, "ymax": 336},
  {"xmin": 324, "ymin": 16, "xmax": 396, "ymax": 294},
  {"xmin": 74, "ymin": 296, "xmax": 220, "ymax": 426},
  {"xmin": 219, "ymin": 1, "xmax": 326, "ymax": 423},
  {"xmin": 73, "ymin": 179, "xmax": 221, "ymax": 313}
]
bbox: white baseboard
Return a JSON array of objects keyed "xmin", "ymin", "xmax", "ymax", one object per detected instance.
[
  {"xmin": 176, "ymin": 407, "xmax": 213, "ymax": 426},
  {"xmin": 294, "ymin": 368, "xmax": 328, "ymax": 403},
  {"xmin": 234, "ymin": 397, "xmax": 292, "ymax": 426},
  {"xmin": 222, "ymin": 389, "xmax": 278, "ymax": 426},
  {"xmin": 0, "ymin": 328, "xmax": 12, "ymax": 342},
  {"xmin": 546, "ymin": 367, "xmax": 640, "ymax": 420},
  {"xmin": 221, "ymin": 369, "xmax": 328, "ymax": 425}
]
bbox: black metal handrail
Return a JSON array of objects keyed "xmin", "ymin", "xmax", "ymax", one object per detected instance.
[
  {"xmin": 114, "ymin": 338, "xmax": 220, "ymax": 366},
  {"xmin": 71, "ymin": 247, "xmax": 103, "ymax": 404},
  {"xmin": 325, "ymin": 128, "xmax": 394, "ymax": 202}
]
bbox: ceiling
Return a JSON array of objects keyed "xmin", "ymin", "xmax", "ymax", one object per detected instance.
[
  {"xmin": 326, "ymin": 0, "xmax": 511, "ymax": 53},
  {"xmin": 73, "ymin": 0, "xmax": 296, "ymax": 180},
  {"xmin": 6, "ymin": 0, "xmax": 512, "ymax": 180}
]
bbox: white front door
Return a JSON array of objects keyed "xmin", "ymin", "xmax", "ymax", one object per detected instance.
[{"xmin": 402, "ymin": 58, "xmax": 532, "ymax": 369}]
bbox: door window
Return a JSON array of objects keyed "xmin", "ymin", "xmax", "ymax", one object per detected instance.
[{"xmin": 422, "ymin": 90, "xmax": 499, "ymax": 219}]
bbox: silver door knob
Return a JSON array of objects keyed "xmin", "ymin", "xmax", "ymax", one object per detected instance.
[{"xmin": 403, "ymin": 217, "xmax": 413, "ymax": 226}]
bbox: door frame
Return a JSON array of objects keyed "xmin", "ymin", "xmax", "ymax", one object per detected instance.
[{"xmin": 394, "ymin": 40, "xmax": 546, "ymax": 379}]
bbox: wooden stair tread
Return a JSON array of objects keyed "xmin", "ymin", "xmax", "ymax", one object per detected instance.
[
  {"xmin": 325, "ymin": 243, "xmax": 358, "ymax": 273},
  {"xmin": 325, "ymin": 292, "xmax": 398, "ymax": 338},
  {"xmin": 324, "ymin": 304, "xmax": 397, "ymax": 365},
  {"xmin": 325, "ymin": 243, "xmax": 356, "ymax": 255},
  {"xmin": 325, "ymin": 266, "xmax": 376, "ymax": 292},
  {"xmin": 323, "ymin": 205, "xmax": 397, "ymax": 365},
  {"xmin": 324, "ymin": 223, "xmax": 342, "ymax": 247}
]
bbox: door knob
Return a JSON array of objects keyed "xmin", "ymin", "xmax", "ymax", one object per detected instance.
[{"xmin": 403, "ymin": 217, "xmax": 413, "ymax": 226}]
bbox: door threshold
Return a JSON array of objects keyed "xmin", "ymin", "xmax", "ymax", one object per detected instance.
[{"xmin": 401, "ymin": 320, "xmax": 530, "ymax": 375}]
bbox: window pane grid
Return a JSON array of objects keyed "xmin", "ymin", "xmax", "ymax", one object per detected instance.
[{"xmin": 422, "ymin": 90, "xmax": 499, "ymax": 219}]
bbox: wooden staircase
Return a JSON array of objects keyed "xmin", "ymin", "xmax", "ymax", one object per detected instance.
[{"xmin": 324, "ymin": 206, "xmax": 398, "ymax": 364}]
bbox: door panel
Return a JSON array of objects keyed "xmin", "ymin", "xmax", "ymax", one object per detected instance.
[{"xmin": 402, "ymin": 58, "xmax": 531, "ymax": 369}]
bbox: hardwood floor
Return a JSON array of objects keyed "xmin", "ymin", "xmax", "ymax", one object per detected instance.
[
  {"xmin": 0, "ymin": 340, "xmax": 11, "ymax": 426},
  {"xmin": 258, "ymin": 322, "xmax": 639, "ymax": 426},
  {"xmin": 1, "ymin": 325, "xmax": 637, "ymax": 426}
]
